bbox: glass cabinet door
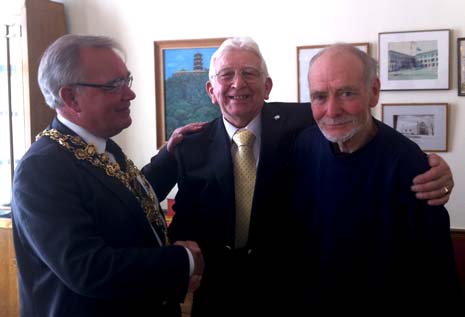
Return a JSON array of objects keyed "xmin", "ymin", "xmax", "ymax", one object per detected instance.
[{"xmin": 0, "ymin": 22, "xmax": 25, "ymax": 213}]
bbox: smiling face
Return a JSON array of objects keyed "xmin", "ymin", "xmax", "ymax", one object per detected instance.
[
  {"xmin": 206, "ymin": 49, "xmax": 273, "ymax": 128},
  {"xmin": 309, "ymin": 49, "xmax": 380, "ymax": 152},
  {"xmin": 62, "ymin": 47, "xmax": 136, "ymax": 138}
]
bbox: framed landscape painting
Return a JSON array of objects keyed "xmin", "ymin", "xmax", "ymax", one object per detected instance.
[
  {"xmin": 297, "ymin": 43, "xmax": 369, "ymax": 102},
  {"xmin": 381, "ymin": 103, "xmax": 448, "ymax": 152},
  {"xmin": 378, "ymin": 29, "xmax": 450, "ymax": 91},
  {"xmin": 154, "ymin": 38, "xmax": 226, "ymax": 148}
]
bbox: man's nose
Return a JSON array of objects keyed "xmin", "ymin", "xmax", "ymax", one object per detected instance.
[
  {"xmin": 231, "ymin": 71, "xmax": 247, "ymax": 88},
  {"xmin": 123, "ymin": 85, "xmax": 136, "ymax": 100},
  {"xmin": 325, "ymin": 95, "xmax": 341, "ymax": 117}
]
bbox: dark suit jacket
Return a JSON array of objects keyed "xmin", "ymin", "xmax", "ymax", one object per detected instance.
[
  {"xmin": 159, "ymin": 102, "xmax": 313, "ymax": 316},
  {"xmin": 12, "ymin": 118, "xmax": 190, "ymax": 317}
]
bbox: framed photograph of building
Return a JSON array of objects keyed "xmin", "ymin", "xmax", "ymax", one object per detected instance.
[
  {"xmin": 381, "ymin": 103, "xmax": 448, "ymax": 152},
  {"xmin": 378, "ymin": 29, "xmax": 450, "ymax": 90},
  {"xmin": 457, "ymin": 37, "xmax": 465, "ymax": 96},
  {"xmin": 296, "ymin": 43, "xmax": 369, "ymax": 102},
  {"xmin": 154, "ymin": 38, "xmax": 226, "ymax": 148}
]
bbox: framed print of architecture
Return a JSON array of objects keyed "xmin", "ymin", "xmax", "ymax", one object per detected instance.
[
  {"xmin": 457, "ymin": 37, "xmax": 465, "ymax": 96},
  {"xmin": 381, "ymin": 103, "xmax": 448, "ymax": 152},
  {"xmin": 154, "ymin": 38, "xmax": 226, "ymax": 148},
  {"xmin": 378, "ymin": 29, "xmax": 450, "ymax": 90},
  {"xmin": 297, "ymin": 42, "xmax": 369, "ymax": 102}
]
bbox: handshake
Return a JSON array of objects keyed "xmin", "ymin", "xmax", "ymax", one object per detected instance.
[{"xmin": 174, "ymin": 240, "xmax": 204, "ymax": 292}]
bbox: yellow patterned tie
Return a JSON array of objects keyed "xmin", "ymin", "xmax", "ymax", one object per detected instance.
[{"xmin": 232, "ymin": 129, "xmax": 256, "ymax": 249}]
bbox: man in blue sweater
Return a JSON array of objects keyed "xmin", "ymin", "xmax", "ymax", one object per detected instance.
[{"xmin": 292, "ymin": 43, "xmax": 461, "ymax": 313}]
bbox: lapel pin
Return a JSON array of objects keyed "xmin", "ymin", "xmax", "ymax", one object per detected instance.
[{"xmin": 274, "ymin": 115, "xmax": 280, "ymax": 120}]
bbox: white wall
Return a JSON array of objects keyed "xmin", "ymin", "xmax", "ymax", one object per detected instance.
[{"xmin": 61, "ymin": 0, "xmax": 464, "ymax": 228}]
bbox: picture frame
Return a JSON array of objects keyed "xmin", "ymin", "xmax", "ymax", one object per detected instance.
[
  {"xmin": 154, "ymin": 38, "xmax": 226, "ymax": 148},
  {"xmin": 378, "ymin": 29, "xmax": 450, "ymax": 91},
  {"xmin": 457, "ymin": 37, "xmax": 465, "ymax": 96},
  {"xmin": 296, "ymin": 43, "xmax": 369, "ymax": 102},
  {"xmin": 381, "ymin": 103, "xmax": 448, "ymax": 152}
]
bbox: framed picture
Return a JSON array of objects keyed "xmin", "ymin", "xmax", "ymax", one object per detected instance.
[
  {"xmin": 378, "ymin": 29, "xmax": 450, "ymax": 91},
  {"xmin": 154, "ymin": 38, "xmax": 226, "ymax": 148},
  {"xmin": 457, "ymin": 37, "xmax": 465, "ymax": 96},
  {"xmin": 296, "ymin": 43, "xmax": 369, "ymax": 102},
  {"xmin": 381, "ymin": 103, "xmax": 448, "ymax": 152}
]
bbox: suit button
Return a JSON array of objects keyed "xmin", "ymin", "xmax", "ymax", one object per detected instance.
[
  {"xmin": 225, "ymin": 245, "xmax": 232, "ymax": 251},
  {"xmin": 247, "ymin": 249, "xmax": 252, "ymax": 255}
]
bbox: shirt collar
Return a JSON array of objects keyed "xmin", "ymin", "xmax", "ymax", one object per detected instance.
[
  {"xmin": 223, "ymin": 112, "xmax": 262, "ymax": 141},
  {"xmin": 57, "ymin": 114, "xmax": 107, "ymax": 154}
]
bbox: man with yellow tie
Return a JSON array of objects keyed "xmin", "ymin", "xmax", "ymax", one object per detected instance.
[{"xmin": 167, "ymin": 37, "xmax": 305, "ymax": 317}]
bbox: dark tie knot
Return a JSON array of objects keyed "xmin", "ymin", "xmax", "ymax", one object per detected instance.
[
  {"xmin": 233, "ymin": 129, "xmax": 255, "ymax": 147},
  {"xmin": 105, "ymin": 139, "xmax": 118, "ymax": 154},
  {"xmin": 105, "ymin": 139, "xmax": 126, "ymax": 169}
]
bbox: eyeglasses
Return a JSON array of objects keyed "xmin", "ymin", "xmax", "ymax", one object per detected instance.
[
  {"xmin": 71, "ymin": 75, "xmax": 133, "ymax": 93},
  {"xmin": 215, "ymin": 67, "xmax": 263, "ymax": 85}
]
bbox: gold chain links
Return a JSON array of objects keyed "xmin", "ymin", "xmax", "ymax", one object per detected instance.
[{"xmin": 36, "ymin": 129, "xmax": 168, "ymax": 243}]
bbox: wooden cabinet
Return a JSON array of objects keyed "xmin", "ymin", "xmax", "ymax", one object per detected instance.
[
  {"xmin": 0, "ymin": 1, "xmax": 66, "ymax": 315},
  {"xmin": 0, "ymin": 219, "xmax": 18, "ymax": 317},
  {"xmin": 1, "ymin": 0, "xmax": 66, "ymax": 209},
  {"xmin": 5, "ymin": 0, "xmax": 66, "ymax": 148}
]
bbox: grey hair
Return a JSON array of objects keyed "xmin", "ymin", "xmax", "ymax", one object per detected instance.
[
  {"xmin": 208, "ymin": 37, "xmax": 270, "ymax": 84},
  {"xmin": 308, "ymin": 43, "xmax": 378, "ymax": 87},
  {"xmin": 38, "ymin": 34, "xmax": 125, "ymax": 109}
]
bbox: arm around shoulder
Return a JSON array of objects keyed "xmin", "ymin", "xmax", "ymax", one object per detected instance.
[
  {"xmin": 411, "ymin": 153, "xmax": 454, "ymax": 206},
  {"xmin": 142, "ymin": 146, "xmax": 178, "ymax": 201}
]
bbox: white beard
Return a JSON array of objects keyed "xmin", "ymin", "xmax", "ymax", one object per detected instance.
[{"xmin": 317, "ymin": 115, "xmax": 361, "ymax": 144}]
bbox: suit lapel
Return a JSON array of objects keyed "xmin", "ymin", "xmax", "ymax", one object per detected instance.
[
  {"xmin": 209, "ymin": 119, "xmax": 235, "ymax": 209},
  {"xmin": 255, "ymin": 104, "xmax": 287, "ymax": 194},
  {"xmin": 247, "ymin": 105, "xmax": 289, "ymax": 245},
  {"xmin": 50, "ymin": 118, "xmax": 158, "ymax": 242}
]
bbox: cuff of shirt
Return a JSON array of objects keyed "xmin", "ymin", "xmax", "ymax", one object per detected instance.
[{"xmin": 184, "ymin": 247, "xmax": 194, "ymax": 276}]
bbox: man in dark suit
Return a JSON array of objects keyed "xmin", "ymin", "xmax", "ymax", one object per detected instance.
[
  {"xmin": 143, "ymin": 37, "xmax": 454, "ymax": 317},
  {"xmin": 12, "ymin": 34, "xmax": 203, "ymax": 317}
]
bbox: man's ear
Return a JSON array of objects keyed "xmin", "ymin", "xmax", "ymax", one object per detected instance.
[
  {"xmin": 205, "ymin": 81, "xmax": 217, "ymax": 104},
  {"xmin": 59, "ymin": 86, "xmax": 81, "ymax": 112},
  {"xmin": 369, "ymin": 78, "xmax": 381, "ymax": 108},
  {"xmin": 263, "ymin": 77, "xmax": 273, "ymax": 100}
]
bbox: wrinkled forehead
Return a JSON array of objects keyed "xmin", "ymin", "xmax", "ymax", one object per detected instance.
[
  {"xmin": 310, "ymin": 51, "xmax": 364, "ymax": 82},
  {"xmin": 312, "ymin": 50, "xmax": 364, "ymax": 73},
  {"xmin": 215, "ymin": 49, "xmax": 262, "ymax": 68}
]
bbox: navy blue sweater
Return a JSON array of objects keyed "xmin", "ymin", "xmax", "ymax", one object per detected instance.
[{"xmin": 292, "ymin": 119, "xmax": 460, "ymax": 311}]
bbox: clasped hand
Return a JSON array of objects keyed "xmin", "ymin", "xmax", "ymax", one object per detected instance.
[{"xmin": 174, "ymin": 240, "xmax": 204, "ymax": 292}]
